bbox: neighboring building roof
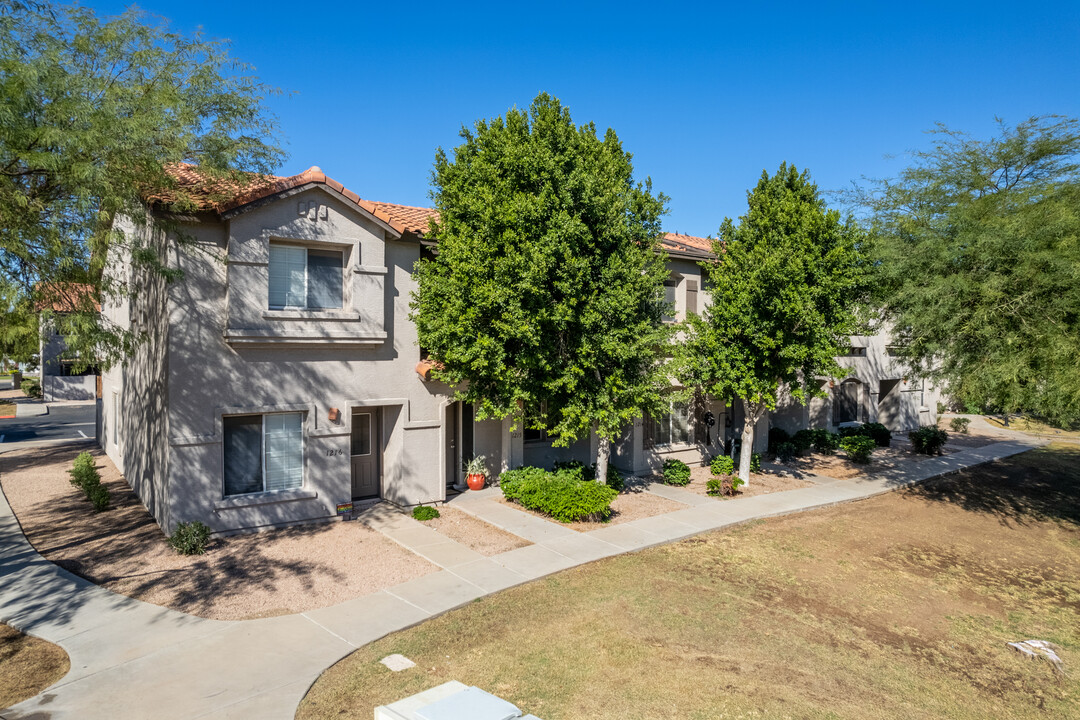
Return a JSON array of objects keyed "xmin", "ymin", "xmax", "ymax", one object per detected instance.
[
  {"xmin": 34, "ymin": 282, "xmax": 100, "ymax": 312},
  {"xmin": 660, "ymin": 232, "xmax": 715, "ymax": 258},
  {"xmin": 157, "ymin": 164, "xmax": 714, "ymax": 255}
]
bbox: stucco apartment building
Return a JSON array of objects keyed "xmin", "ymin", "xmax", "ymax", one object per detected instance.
[{"xmin": 100, "ymin": 166, "xmax": 932, "ymax": 535}]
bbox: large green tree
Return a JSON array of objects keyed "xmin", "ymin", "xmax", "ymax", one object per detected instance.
[
  {"xmin": 0, "ymin": 279, "xmax": 38, "ymax": 372},
  {"xmin": 0, "ymin": 1, "xmax": 283, "ymax": 366},
  {"xmin": 675, "ymin": 164, "xmax": 865, "ymax": 482},
  {"xmin": 411, "ymin": 93, "xmax": 671, "ymax": 482},
  {"xmin": 863, "ymin": 116, "xmax": 1080, "ymax": 426}
]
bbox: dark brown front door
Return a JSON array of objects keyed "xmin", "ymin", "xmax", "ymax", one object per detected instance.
[{"xmin": 351, "ymin": 408, "xmax": 381, "ymax": 499}]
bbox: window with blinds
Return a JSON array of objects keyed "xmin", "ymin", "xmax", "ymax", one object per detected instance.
[
  {"xmin": 268, "ymin": 243, "xmax": 343, "ymax": 310},
  {"xmin": 223, "ymin": 412, "xmax": 304, "ymax": 497}
]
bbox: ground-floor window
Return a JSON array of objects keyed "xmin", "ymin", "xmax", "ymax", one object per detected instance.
[
  {"xmin": 645, "ymin": 400, "xmax": 691, "ymax": 447},
  {"xmin": 223, "ymin": 412, "xmax": 304, "ymax": 496}
]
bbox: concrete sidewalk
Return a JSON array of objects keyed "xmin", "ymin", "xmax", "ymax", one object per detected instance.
[{"xmin": 0, "ymin": 437, "xmax": 1046, "ymax": 719}]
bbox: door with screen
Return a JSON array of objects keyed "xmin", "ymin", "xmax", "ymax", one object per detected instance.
[{"xmin": 351, "ymin": 408, "xmax": 381, "ymax": 499}]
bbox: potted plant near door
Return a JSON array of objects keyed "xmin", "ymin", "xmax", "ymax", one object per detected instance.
[{"xmin": 464, "ymin": 455, "xmax": 488, "ymax": 491}]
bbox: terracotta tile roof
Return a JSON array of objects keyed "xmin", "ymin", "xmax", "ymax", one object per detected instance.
[
  {"xmin": 660, "ymin": 232, "xmax": 715, "ymax": 257},
  {"xmin": 34, "ymin": 282, "xmax": 100, "ymax": 312},
  {"xmin": 366, "ymin": 202, "xmax": 438, "ymax": 235},
  {"xmin": 155, "ymin": 165, "xmax": 713, "ymax": 254},
  {"xmin": 156, "ymin": 164, "xmax": 432, "ymax": 237}
]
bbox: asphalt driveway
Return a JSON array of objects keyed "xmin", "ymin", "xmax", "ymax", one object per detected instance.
[{"xmin": 0, "ymin": 404, "xmax": 96, "ymax": 449}]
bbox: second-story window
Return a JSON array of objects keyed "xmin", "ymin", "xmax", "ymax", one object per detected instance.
[
  {"xmin": 268, "ymin": 244, "xmax": 343, "ymax": 310},
  {"xmin": 662, "ymin": 278, "xmax": 679, "ymax": 323}
]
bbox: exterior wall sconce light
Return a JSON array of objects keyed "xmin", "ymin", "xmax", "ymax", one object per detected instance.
[{"xmin": 328, "ymin": 407, "xmax": 341, "ymax": 422}]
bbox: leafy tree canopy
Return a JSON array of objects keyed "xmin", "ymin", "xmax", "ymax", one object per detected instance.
[
  {"xmin": 0, "ymin": 279, "xmax": 38, "ymax": 371},
  {"xmin": 0, "ymin": 1, "xmax": 283, "ymax": 366},
  {"xmin": 411, "ymin": 93, "xmax": 672, "ymax": 479},
  {"xmin": 675, "ymin": 163, "xmax": 865, "ymax": 481},
  {"xmin": 862, "ymin": 116, "xmax": 1080, "ymax": 426}
]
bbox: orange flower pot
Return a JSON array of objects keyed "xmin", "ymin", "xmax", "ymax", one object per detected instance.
[{"xmin": 466, "ymin": 473, "xmax": 486, "ymax": 491}]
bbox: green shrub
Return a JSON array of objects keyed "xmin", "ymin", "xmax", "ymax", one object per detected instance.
[
  {"xmin": 790, "ymin": 429, "xmax": 815, "ymax": 452},
  {"xmin": 709, "ymin": 454, "xmax": 734, "ymax": 476},
  {"xmin": 767, "ymin": 427, "xmax": 791, "ymax": 452},
  {"xmin": 811, "ymin": 429, "xmax": 840, "ymax": 455},
  {"xmin": 412, "ymin": 505, "xmax": 440, "ymax": 521},
  {"xmin": 706, "ymin": 475, "xmax": 745, "ymax": 496},
  {"xmin": 501, "ymin": 466, "xmax": 617, "ymax": 523},
  {"xmin": 661, "ymin": 458, "xmax": 691, "ymax": 486},
  {"xmin": 552, "ymin": 459, "xmax": 625, "ymax": 491},
  {"xmin": 169, "ymin": 521, "xmax": 212, "ymax": 555},
  {"xmin": 775, "ymin": 441, "xmax": 798, "ymax": 462},
  {"xmin": 909, "ymin": 426, "xmax": 949, "ymax": 455},
  {"xmin": 859, "ymin": 422, "xmax": 892, "ymax": 447},
  {"xmin": 69, "ymin": 451, "xmax": 98, "ymax": 491},
  {"xmin": 20, "ymin": 378, "xmax": 41, "ymax": 398},
  {"xmin": 750, "ymin": 452, "xmax": 762, "ymax": 472},
  {"xmin": 950, "ymin": 417, "xmax": 971, "ymax": 434},
  {"xmin": 87, "ymin": 483, "xmax": 110, "ymax": 511},
  {"xmin": 839, "ymin": 435, "xmax": 875, "ymax": 463}
]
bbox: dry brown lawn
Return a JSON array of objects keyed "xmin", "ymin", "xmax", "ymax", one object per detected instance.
[
  {"xmin": 0, "ymin": 402, "xmax": 15, "ymax": 417},
  {"xmin": 298, "ymin": 444, "xmax": 1080, "ymax": 720},
  {"xmin": 0, "ymin": 446, "xmax": 438, "ymax": 620},
  {"xmin": 0, "ymin": 624, "xmax": 69, "ymax": 710}
]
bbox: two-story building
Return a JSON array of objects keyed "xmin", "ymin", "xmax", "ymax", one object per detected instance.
[{"xmin": 101, "ymin": 165, "xmax": 932, "ymax": 535}]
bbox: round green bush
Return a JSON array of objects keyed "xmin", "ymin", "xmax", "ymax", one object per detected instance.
[
  {"xmin": 775, "ymin": 441, "xmax": 798, "ymax": 462},
  {"xmin": 949, "ymin": 417, "xmax": 971, "ymax": 434},
  {"xmin": 909, "ymin": 426, "xmax": 949, "ymax": 455},
  {"xmin": 709, "ymin": 454, "xmax": 735, "ymax": 476},
  {"xmin": 501, "ymin": 466, "xmax": 617, "ymax": 522},
  {"xmin": 661, "ymin": 458, "xmax": 691, "ymax": 486},
  {"xmin": 839, "ymin": 435, "xmax": 875, "ymax": 463},
  {"xmin": 169, "ymin": 521, "xmax": 212, "ymax": 555},
  {"xmin": 412, "ymin": 505, "xmax": 440, "ymax": 521}
]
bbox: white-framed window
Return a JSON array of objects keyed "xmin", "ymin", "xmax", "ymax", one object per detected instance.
[
  {"xmin": 223, "ymin": 412, "xmax": 304, "ymax": 497},
  {"xmin": 645, "ymin": 400, "xmax": 691, "ymax": 447},
  {"xmin": 841, "ymin": 346, "xmax": 867, "ymax": 357},
  {"xmin": 268, "ymin": 243, "xmax": 343, "ymax": 310}
]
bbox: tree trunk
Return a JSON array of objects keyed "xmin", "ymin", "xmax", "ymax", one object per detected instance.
[
  {"xmin": 738, "ymin": 399, "xmax": 766, "ymax": 484},
  {"xmin": 595, "ymin": 435, "xmax": 611, "ymax": 484}
]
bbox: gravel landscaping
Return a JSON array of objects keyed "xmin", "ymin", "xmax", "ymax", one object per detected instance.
[
  {"xmin": 408, "ymin": 505, "xmax": 531, "ymax": 555},
  {"xmin": 0, "ymin": 446, "xmax": 439, "ymax": 620},
  {"xmin": 661, "ymin": 465, "xmax": 817, "ymax": 496}
]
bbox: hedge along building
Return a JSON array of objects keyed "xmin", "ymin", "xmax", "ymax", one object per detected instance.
[{"xmin": 100, "ymin": 165, "xmax": 923, "ymax": 535}]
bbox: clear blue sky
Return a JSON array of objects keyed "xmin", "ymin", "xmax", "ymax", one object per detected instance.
[{"xmin": 88, "ymin": 1, "xmax": 1080, "ymax": 238}]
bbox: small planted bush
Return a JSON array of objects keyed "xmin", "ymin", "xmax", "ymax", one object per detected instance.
[
  {"xmin": 412, "ymin": 505, "xmax": 440, "ymax": 521},
  {"xmin": 860, "ymin": 422, "xmax": 892, "ymax": 447},
  {"xmin": 169, "ymin": 521, "xmax": 212, "ymax": 555},
  {"xmin": 767, "ymin": 427, "xmax": 791, "ymax": 452},
  {"xmin": 811, "ymin": 429, "xmax": 841, "ymax": 455},
  {"xmin": 661, "ymin": 458, "xmax": 691, "ymax": 486},
  {"xmin": 552, "ymin": 459, "xmax": 625, "ymax": 491},
  {"xmin": 501, "ymin": 466, "xmax": 617, "ymax": 523},
  {"xmin": 69, "ymin": 451, "xmax": 107, "ymax": 510},
  {"xmin": 20, "ymin": 378, "xmax": 41, "ymax": 398},
  {"xmin": 909, "ymin": 426, "xmax": 949, "ymax": 455},
  {"xmin": 840, "ymin": 435, "xmax": 875, "ymax": 464},
  {"xmin": 790, "ymin": 429, "xmax": 815, "ymax": 452},
  {"xmin": 750, "ymin": 452, "xmax": 762, "ymax": 472},
  {"xmin": 950, "ymin": 417, "xmax": 971, "ymax": 434},
  {"xmin": 775, "ymin": 441, "xmax": 798, "ymax": 463},
  {"xmin": 709, "ymin": 454, "xmax": 734, "ymax": 477},
  {"xmin": 706, "ymin": 475, "xmax": 745, "ymax": 496}
]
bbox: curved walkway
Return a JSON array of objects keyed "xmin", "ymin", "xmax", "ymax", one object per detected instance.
[{"xmin": 0, "ymin": 437, "xmax": 1045, "ymax": 719}]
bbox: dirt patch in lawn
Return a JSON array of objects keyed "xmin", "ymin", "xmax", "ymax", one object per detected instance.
[
  {"xmin": 298, "ymin": 444, "xmax": 1080, "ymax": 720},
  {"xmin": 495, "ymin": 486, "xmax": 689, "ymax": 532},
  {"xmin": 0, "ymin": 446, "xmax": 438, "ymax": 621},
  {"xmin": 0, "ymin": 623, "xmax": 69, "ymax": 709},
  {"xmin": 413, "ymin": 506, "xmax": 531, "ymax": 555}
]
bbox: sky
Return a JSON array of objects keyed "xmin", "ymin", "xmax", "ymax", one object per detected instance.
[{"xmin": 85, "ymin": 1, "xmax": 1080, "ymax": 238}]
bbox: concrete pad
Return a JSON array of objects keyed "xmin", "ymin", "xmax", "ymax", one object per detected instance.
[
  {"xmin": 385, "ymin": 569, "xmax": 487, "ymax": 615},
  {"xmin": 447, "ymin": 558, "xmax": 529, "ymax": 593},
  {"xmin": 493, "ymin": 544, "xmax": 579, "ymax": 579},
  {"xmin": 452, "ymin": 500, "xmax": 577, "ymax": 544},
  {"xmin": 188, "ymin": 679, "xmax": 312, "ymax": 720},
  {"xmin": 658, "ymin": 505, "xmax": 736, "ymax": 532},
  {"xmin": 380, "ymin": 523, "xmax": 451, "ymax": 549},
  {"xmin": 14, "ymin": 400, "xmax": 47, "ymax": 417},
  {"xmin": 585, "ymin": 523, "xmax": 665, "ymax": 551},
  {"xmin": 538, "ymin": 533, "xmax": 622, "ymax": 563},
  {"xmin": 622, "ymin": 513, "xmax": 699, "ymax": 542},
  {"xmin": 302, "ymin": 590, "xmax": 432, "ymax": 647}
]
